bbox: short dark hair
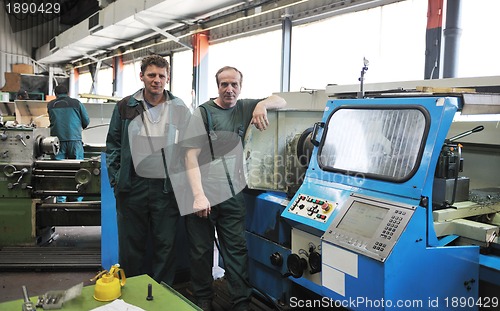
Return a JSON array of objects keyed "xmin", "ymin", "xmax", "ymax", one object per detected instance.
[
  {"xmin": 140, "ymin": 55, "xmax": 170, "ymax": 74},
  {"xmin": 215, "ymin": 66, "xmax": 243, "ymax": 87},
  {"xmin": 54, "ymin": 85, "xmax": 68, "ymax": 95}
]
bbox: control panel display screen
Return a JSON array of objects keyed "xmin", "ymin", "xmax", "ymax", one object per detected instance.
[{"xmin": 336, "ymin": 201, "xmax": 389, "ymax": 238}]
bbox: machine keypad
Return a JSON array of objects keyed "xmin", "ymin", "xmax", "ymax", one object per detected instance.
[
  {"xmin": 373, "ymin": 241, "xmax": 387, "ymax": 252},
  {"xmin": 380, "ymin": 212, "xmax": 403, "ymax": 240}
]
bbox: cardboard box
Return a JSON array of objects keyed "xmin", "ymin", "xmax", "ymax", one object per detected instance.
[
  {"xmin": 1, "ymin": 72, "xmax": 21, "ymax": 92},
  {"xmin": 12, "ymin": 64, "xmax": 34, "ymax": 74},
  {"xmin": 14, "ymin": 100, "xmax": 49, "ymax": 127}
]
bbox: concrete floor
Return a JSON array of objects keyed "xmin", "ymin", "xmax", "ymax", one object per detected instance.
[
  {"xmin": 0, "ymin": 226, "xmax": 237, "ymax": 309},
  {"xmin": 3, "ymin": 226, "xmax": 498, "ymax": 311},
  {"xmin": 0, "ymin": 226, "xmax": 276, "ymax": 310},
  {"xmin": 0, "ymin": 226, "xmax": 101, "ymax": 303}
]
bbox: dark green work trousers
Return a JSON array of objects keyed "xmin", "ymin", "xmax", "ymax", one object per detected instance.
[
  {"xmin": 185, "ymin": 192, "xmax": 252, "ymax": 311},
  {"xmin": 116, "ymin": 176, "xmax": 179, "ymax": 285},
  {"xmin": 55, "ymin": 140, "xmax": 84, "ymax": 203}
]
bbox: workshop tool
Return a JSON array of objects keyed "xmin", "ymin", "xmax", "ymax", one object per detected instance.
[
  {"xmin": 146, "ymin": 283, "xmax": 153, "ymax": 301},
  {"xmin": 21, "ymin": 285, "xmax": 35, "ymax": 311},
  {"xmin": 35, "ymin": 282, "xmax": 83, "ymax": 310},
  {"xmin": 91, "ymin": 264, "xmax": 126, "ymax": 301}
]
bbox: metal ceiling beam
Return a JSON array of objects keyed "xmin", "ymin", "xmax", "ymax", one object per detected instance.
[{"xmin": 134, "ymin": 14, "xmax": 192, "ymax": 50}]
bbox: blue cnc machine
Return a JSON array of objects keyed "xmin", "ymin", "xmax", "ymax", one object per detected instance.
[
  {"xmin": 281, "ymin": 96, "xmax": 479, "ymax": 310},
  {"xmin": 244, "ymin": 84, "xmax": 500, "ymax": 310}
]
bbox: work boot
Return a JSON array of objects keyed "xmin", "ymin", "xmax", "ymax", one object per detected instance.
[
  {"xmin": 232, "ymin": 301, "xmax": 251, "ymax": 311},
  {"xmin": 197, "ymin": 299, "xmax": 213, "ymax": 311}
]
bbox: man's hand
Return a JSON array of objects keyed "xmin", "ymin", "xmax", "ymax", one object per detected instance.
[
  {"xmin": 251, "ymin": 103, "xmax": 269, "ymax": 131},
  {"xmin": 193, "ymin": 194, "xmax": 211, "ymax": 217},
  {"xmin": 251, "ymin": 95, "xmax": 286, "ymax": 131}
]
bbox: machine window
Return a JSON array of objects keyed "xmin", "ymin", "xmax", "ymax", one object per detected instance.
[
  {"xmin": 319, "ymin": 107, "xmax": 427, "ymax": 181},
  {"xmin": 336, "ymin": 201, "xmax": 389, "ymax": 238}
]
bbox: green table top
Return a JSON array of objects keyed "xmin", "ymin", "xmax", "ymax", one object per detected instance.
[{"xmin": 0, "ymin": 274, "xmax": 200, "ymax": 310}]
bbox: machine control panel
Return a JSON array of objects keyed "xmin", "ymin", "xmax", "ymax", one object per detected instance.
[
  {"xmin": 288, "ymin": 193, "xmax": 336, "ymax": 223},
  {"xmin": 322, "ymin": 193, "xmax": 415, "ymax": 262}
]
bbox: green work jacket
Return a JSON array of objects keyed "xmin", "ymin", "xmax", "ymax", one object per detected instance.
[{"xmin": 105, "ymin": 89, "xmax": 191, "ymax": 193}]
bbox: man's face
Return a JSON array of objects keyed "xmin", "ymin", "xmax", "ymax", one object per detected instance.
[
  {"xmin": 140, "ymin": 65, "xmax": 169, "ymax": 97},
  {"xmin": 217, "ymin": 69, "xmax": 241, "ymax": 108}
]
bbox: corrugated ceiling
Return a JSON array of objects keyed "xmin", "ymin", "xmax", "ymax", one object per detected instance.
[
  {"xmin": 35, "ymin": 0, "xmax": 398, "ymax": 65},
  {"xmin": 35, "ymin": 0, "xmax": 245, "ymax": 64}
]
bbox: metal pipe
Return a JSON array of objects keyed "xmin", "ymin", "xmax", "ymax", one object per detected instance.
[
  {"xmin": 34, "ymin": 160, "xmax": 83, "ymax": 168},
  {"xmin": 281, "ymin": 13, "xmax": 292, "ymax": 92},
  {"xmin": 37, "ymin": 201, "xmax": 100, "ymax": 210},
  {"xmin": 33, "ymin": 175, "xmax": 77, "ymax": 179},
  {"xmin": 38, "ymin": 206, "xmax": 100, "ymax": 211},
  {"xmin": 33, "ymin": 190, "xmax": 80, "ymax": 195},
  {"xmin": 38, "ymin": 207, "xmax": 101, "ymax": 212},
  {"xmin": 443, "ymin": 0, "xmax": 462, "ymax": 78},
  {"xmin": 33, "ymin": 169, "xmax": 79, "ymax": 173}
]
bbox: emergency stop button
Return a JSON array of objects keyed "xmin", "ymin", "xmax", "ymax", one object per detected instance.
[{"xmin": 321, "ymin": 202, "xmax": 331, "ymax": 211}]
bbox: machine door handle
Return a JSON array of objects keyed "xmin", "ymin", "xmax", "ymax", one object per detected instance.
[
  {"xmin": 311, "ymin": 121, "xmax": 325, "ymax": 147},
  {"xmin": 448, "ymin": 125, "xmax": 484, "ymax": 142}
]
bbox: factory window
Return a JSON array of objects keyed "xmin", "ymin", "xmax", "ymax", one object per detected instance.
[
  {"xmin": 76, "ymin": 67, "xmax": 113, "ymax": 99},
  {"xmin": 172, "ymin": 50, "xmax": 195, "ymax": 111},
  {"xmin": 96, "ymin": 67, "xmax": 113, "ymax": 96},
  {"xmin": 122, "ymin": 61, "xmax": 142, "ymax": 98},
  {"xmin": 77, "ymin": 72, "xmax": 93, "ymax": 101},
  {"xmin": 458, "ymin": 0, "xmax": 500, "ymax": 77},
  {"xmin": 318, "ymin": 106, "xmax": 428, "ymax": 182},
  {"xmin": 208, "ymin": 30, "xmax": 282, "ymax": 99},
  {"xmin": 290, "ymin": 0, "xmax": 427, "ymax": 91}
]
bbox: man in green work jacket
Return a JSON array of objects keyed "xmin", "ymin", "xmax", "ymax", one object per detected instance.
[
  {"xmin": 105, "ymin": 54, "xmax": 191, "ymax": 285},
  {"xmin": 47, "ymin": 84, "xmax": 90, "ymax": 202}
]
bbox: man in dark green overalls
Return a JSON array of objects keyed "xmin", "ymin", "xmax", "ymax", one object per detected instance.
[{"xmin": 182, "ymin": 66, "xmax": 286, "ymax": 311}]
